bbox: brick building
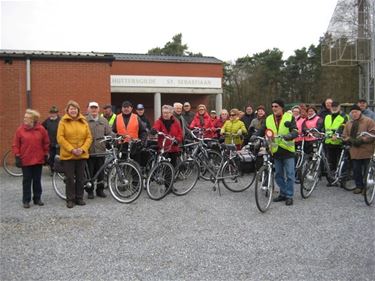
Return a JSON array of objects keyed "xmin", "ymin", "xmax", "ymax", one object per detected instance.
[{"xmin": 0, "ymin": 50, "xmax": 223, "ymax": 159}]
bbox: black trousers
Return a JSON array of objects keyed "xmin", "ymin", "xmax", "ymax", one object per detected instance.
[
  {"xmin": 62, "ymin": 159, "xmax": 86, "ymax": 201},
  {"xmin": 352, "ymin": 159, "xmax": 370, "ymax": 189},
  {"xmin": 87, "ymin": 156, "xmax": 105, "ymax": 191},
  {"xmin": 325, "ymin": 144, "xmax": 342, "ymax": 172},
  {"xmin": 21, "ymin": 165, "xmax": 43, "ymax": 203},
  {"xmin": 48, "ymin": 145, "xmax": 58, "ymax": 171}
]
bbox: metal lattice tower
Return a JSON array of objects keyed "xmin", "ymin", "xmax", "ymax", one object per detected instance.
[{"xmin": 321, "ymin": 0, "xmax": 374, "ymax": 104}]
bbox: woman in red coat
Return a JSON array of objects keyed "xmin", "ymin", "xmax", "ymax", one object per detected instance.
[
  {"xmin": 12, "ymin": 109, "xmax": 50, "ymax": 208},
  {"xmin": 152, "ymin": 105, "xmax": 183, "ymax": 166},
  {"xmin": 189, "ymin": 104, "xmax": 215, "ymax": 138}
]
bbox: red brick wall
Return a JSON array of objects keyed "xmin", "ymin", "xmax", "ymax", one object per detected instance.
[{"xmin": 0, "ymin": 59, "xmax": 111, "ymax": 160}]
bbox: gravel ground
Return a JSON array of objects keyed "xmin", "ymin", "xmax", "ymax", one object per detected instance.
[{"xmin": 0, "ymin": 168, "xmax": 374, "ymax": 281}]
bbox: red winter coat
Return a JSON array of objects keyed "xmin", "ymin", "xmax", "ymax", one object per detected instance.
[
  {"xmin": 153, "ymin": 116, "xmax": 183, "ymax": 153},
  {"xmin": 12, "ymin": 123, "xmax": 50, "ymax": 166},
  {"xmin": 189, "ymin": 112, "xmax": 215, "ymax": 138}
]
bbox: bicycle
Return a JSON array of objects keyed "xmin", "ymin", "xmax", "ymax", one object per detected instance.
[
  {"xmin": 52, "ymin": 135, "xmax": 143, "ymax": 204},
  {"xmin": 358, "ymin": 132, "xmax": 375, "ymax": 206},
  {"xmin": 145, "ymin": 131, "xmax": 176, "ymax": 200},
  {"xmin": 300, "ymin": 129, "xmax": 355, "ymax": 199},
  {"xmin": 2, "ymin": 149, "xmax": 22, "ymax": 177},
  {"xmin": 183, "ymin": 128, "xmax": 222, "ymax": 181}
]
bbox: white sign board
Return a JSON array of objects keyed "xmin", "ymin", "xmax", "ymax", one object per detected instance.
[{"xmin": 111, "ymin": 75, "xmax": 222, "ymax": 89}]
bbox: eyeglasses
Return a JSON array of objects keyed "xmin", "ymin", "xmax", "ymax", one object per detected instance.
[{"xmin": 230, "ymin": 114, "xmax": 236, "ymax": 116}]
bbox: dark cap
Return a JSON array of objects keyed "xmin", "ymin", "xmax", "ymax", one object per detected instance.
[
  {"xmin": 136, "ymin": 104, "xmax": 145, "ymax": 110},
  {"xmin": 350, "ymin": 104, "xmax": 361, "ymax": 111},
  {"xmin": 271, "ymin": 99, "xmax": 285, "ymax": 108},
  {"xmin": 331, "ymin": 101, "xmax": 340, "ymax": 107},
  {"xmin": 49, "ymin": 106, "xmax": 59, "ymax": 113},
  {"xmin": 103, "ymin": 104, "xmax": 112, "ymax": 109},
  {"xmin": 122, "ymin": 101, "xmax": 133, "ymax": 107}
]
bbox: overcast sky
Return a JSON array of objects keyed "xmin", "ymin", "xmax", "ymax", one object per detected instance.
[{"xmin": 1, "ymin": 0, "xmax": 338, "ymax": 62}]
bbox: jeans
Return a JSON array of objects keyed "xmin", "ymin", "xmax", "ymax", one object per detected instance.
[
  {"xmin": 21, "ymin": 165, "xmax": 43, "ymax": 203},
  {"xmin": 274, "ymin": 157, "xmax": 295, "ymax": 198},
  {"xmin": 352, "ymin": 159, "xmax": 370, "ymax": 189}
]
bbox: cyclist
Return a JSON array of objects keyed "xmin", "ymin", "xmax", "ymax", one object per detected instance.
[
  {"xmin": 292, "ymin": 105, "xmax": 305, "ymax": 148},
  {"xmin": 112, "ymin": 101, "xmax": 147, "ymax": 164},
  {"xmin": 323, "ymin": 101, "xmax": 348, "ymax": 180},
  {"xmin": 343, "ymin": 104, "xmax": 375, "ymax": 195},
  {"xmin": 86, "ymin": 101, "xmax": 113, "ymax": 199},
  {"xmin": 189, "ymin": 104, "xmax": 215, "ymax": 138},
  {"xmin": 13, "ymin": 109, "xmax": 50, "ymax": 208},
  {"xmin": 136, "ymin": 103, "xmax": 151, "ymax": 132},
  {"xmin": 248, "ymin": 105, "xmax": 266, "ymax": 137},
  {"xmin": 220, "ymin": 108, "xmax": 247, "ymax": 150},
  {"xmin": 252, "ymin": 99, "xmax": 298, "ymax": 206},
  {"xmin": 42, "ymin": 106, "xmax": 61, "ymax": 174},
  {"xmin": 151, "ymin": 105, "xmax": 183, "ymax": 167},
  {"xmin": 101, "ymin": 104, "xmax": 116, "ymax": 127},
  {"xmin": 357, "ymin": 99, "xmax": 375, "ymax": 120},
  {"xmin": 241, "ymin": 105, "xmax": 256, "ymax": 145},
  {"xmin": 318, "ymin": 98, "xmax": 333, "ymax": 119},
  {"xmin": 57, "ymin": 100, "xmax": 92, "ymax": 208},
  {"xmin": 302, "ymin": 105, "xmax": 323, "ymax": 154},
  {"xmin": 182, "ymin": 102, "xmax": 195, "ymax": 126}
]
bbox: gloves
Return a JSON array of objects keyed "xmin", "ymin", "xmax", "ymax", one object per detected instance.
[
  {"xmin": 150, "ymin": 128, "xmax": 158, "ymax": 135},
  {"xmin": 237, "ymin": 129, "xmax": 242, "ymax": 136},
  {"xmin": 350, "ymin": 138, "xmax": 363, "ymax": 147},
  {"xmin": 283, "ymin": 134, "xmax": 294, "ymax": 141},
  {"xmin": 15, "ymin": 156, "xmax": 22, "ymax": 168},
  {"xmin": 173, "ymin": 139, "xmax": 179, "ymax": 145}
]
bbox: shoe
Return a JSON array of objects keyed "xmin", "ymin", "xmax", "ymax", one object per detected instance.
[
  {"xmin": 75, "ymin": 199, "xmax": 86, "ymax": 206},
  {"xmin": 353, "ymin": 188, "xmax": 363, "ymax": 194},
  {"xmin": 34, "ymin": 200, "xmax": 44, "ymax": 206},
  {"xmin": 87, "ymin": 191, "xmax": 94, "ymax": 199},
  {"xmin": 96, "ymin": 190, "xmax": 107, "ymax": 198},
  {"xmin": 273, "ymin": 195, "xmax": 286, "ymax": 202},
  {"xmin": 285, "ymin": 198, "xmax": 293, "ymax": 206},
  {"xmin": 23, "ymin": 202, "xmax": 30, "ymax": 209},
  {"xmin": 66, "ymin": 201, "xmax": 75, "ymax": 208}
]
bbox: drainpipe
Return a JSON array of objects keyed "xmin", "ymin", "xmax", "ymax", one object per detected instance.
[{"xmin": 26, "ymin": 58, "xmax": 31, "ymax": 108}]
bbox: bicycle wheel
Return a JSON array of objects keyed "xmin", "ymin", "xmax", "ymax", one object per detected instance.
[
  {"xmin": 2, "ymin": 150, "xmax": 22, "ymax": 177},
  {"xmin": 52, "ymin": 172, "xmax": 67, "ymax": 200},
  {"xmin": 364, "ymin": 161, "xmax": 375, "ymax": 206},
  {"xmin": 222, "ymin": 158, "xmax": 255, "ymax": 192},
  {"xmin": 146, "ymin": 161, "xmax": 174, "ymax": 200},
  {"xmin": 339, "ymin": 162, "xmax": 356, "ymax": 191},
  {"xmin": 255, "ymin": 165, "xmax": 274, "ymax": 213},
  {"xmin": 300, "ymin": 159, "xmax": 320, "ymax": 199},
  {"xmin": 172, "ymin": 159, "xmax": 199, "ymax": 196},
  {"xmin": 198, "ymin": 149, "xmax": 222, "ymax": 181},
  {"xmin": 108, "ymin": 161, "xmax": 142, "ymax": 204}
]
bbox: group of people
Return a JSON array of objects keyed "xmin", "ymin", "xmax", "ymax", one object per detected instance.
[{"xmin": 12, "ymin": 97, "xmax": 375, "ymax": 209}]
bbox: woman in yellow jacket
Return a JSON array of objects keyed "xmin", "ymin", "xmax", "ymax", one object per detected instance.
[
  {"xmin": 57, "ymin": 100, "xmax": 92, "ymax": 208},
  {"xmin": 220, "ymin": 108, "xmax": 247, "ymax": 150}
]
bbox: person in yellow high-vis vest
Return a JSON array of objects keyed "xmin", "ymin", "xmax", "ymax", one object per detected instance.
[
  {"xmin": 101, "ymin": 104, "xmax": 117, "ymax": 127},
  {"xmin": 323, "ymin": 101, "xmax": 348, "ymax": 180},
  {"xmin": 251, "ymin": 99, "xmax": 298, "ymax": 206}
]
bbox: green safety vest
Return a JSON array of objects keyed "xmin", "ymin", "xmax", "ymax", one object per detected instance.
[
  {"xmin": 324, "ymin": 114, "xmax": 345, "ymax": 145},
  {"xmin": 265, "ymin": 113, "xmax": 295, "ymax": 154},
  {"xmin": 101, "ymin": 113, "xmax": 116, "ymax": 127}
]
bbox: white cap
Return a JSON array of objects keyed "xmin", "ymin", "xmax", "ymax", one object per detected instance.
[{"xmin": 89, "ymin": 101, "xmax": 99, "ymax": 108}]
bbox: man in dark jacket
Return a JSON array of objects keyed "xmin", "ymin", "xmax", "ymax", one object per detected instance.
[
  {"xmin": 42, "ymin": 106, "xmax": 61, "ymax": 174},
  {"xmin": 241, "ymin": 105, "xmax": 256, "ymax": 145},
  {"xmin": 136, "ymin": 103, "xmax": 151, "ymax": 132},
  {"xmin": 182, "ymin": 102, "xmax": 195, "ymax": 126}
]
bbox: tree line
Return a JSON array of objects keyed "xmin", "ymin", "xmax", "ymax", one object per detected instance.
[{"xmin": 149, "ymin": 34, "xmax": 359, "ymax": 111}]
